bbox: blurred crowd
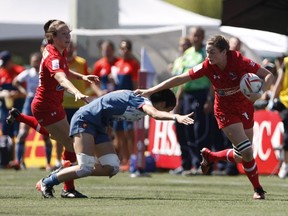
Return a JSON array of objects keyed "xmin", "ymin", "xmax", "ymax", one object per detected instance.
[{"xmin": 0, "ymin": 26, "xmax": 287, "ymax": 179}]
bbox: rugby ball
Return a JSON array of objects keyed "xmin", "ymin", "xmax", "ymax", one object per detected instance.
[{"xmin": 240, "ymin": 73, "xmax": 263, "ymax": 96}]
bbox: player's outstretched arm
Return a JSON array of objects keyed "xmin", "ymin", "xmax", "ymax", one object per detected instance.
[
  {"xmin": 69, "ymin": 69, "xmax": 99, "ymax": 84},
  {"xmin": 142, "ymin": 104, "xmax": 194, "ymax": 125},
  {"xmin": 135, "ymin": 72, "xmax": 191, "ymax": 97},
  {"xmin": 54, "ymin": 72, "xmax": 89, "ymax": 103}
]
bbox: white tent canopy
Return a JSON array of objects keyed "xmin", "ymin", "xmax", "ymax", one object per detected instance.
[
  {"xmin": 221, "ymin": 26, "xmax": 288, "ymax": 58},
  {"xmin": 0, "ymin": 0, "xmax": 70, "ymax": 40},
  {"xmin": 119, "ymin": 0, "xmax": 220, "ymax": 28},
  {"xmin": 0, "ymin": 0, "xmax": 286, "ymax": 61}
]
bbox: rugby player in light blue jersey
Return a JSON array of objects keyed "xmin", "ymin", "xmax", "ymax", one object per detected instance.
[{"xmin": 36, "ymin": 89, "xmax": 194, "ymax": 198}]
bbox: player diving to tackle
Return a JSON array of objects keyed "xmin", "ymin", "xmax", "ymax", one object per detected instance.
[{"xmin": 36, "ymin": 89, "xmax": 194, "ymax": 198}]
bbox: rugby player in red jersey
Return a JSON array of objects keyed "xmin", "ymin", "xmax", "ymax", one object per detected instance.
[
  {"xmin": 135, "ymin": 35, "xmax": 274, "ymax": 200},
  {"xmin": 7, "ymin": 19, "xmax": 98, "ymax": 198}
]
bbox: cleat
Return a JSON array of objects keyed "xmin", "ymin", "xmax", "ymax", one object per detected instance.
[
  {"xmin": 200, "ymin": 148, "xmax": 212, "ymax": 174},
  {"xmin": 7, "ymin": 160, "xmax": 21, "ymax": 170},
  {"xmin": 169, "ymin": 166, "xmax": 184, "ymax": 175},
  {"xmin": 36, "ymin": 178, "xmax": 55, "ymax": 198},
  {"xmin": 61, "ymin": 189, "xmax": 88, "ymax": 198},
  {"xmin": 130, "ymin": 169, "xmax": 151, "ymax": 178},
  {"xmin": 45, "ymin": 164, "xmax": 52, "ymax": 172},
  {"xmin": 6, "ymin": 107, "xmax": 21, "ymax": 125},
  {"xmin": 253, "ymin": 188, "xmax": 266, "ymax": 200},
  {"xmin": 119, "ymin": 164, "xmax": 129, "ymax": 172}
]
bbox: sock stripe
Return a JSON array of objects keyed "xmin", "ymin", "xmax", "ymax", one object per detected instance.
[
  {"xmin": 243, "ymin": 162, "xmax": 256, "ymax": 172},
  {"xmin": 226, "ymin": 149, "xmax": 233, "ymax": 162},
  {"xmin": 233, "ymin": 146, "xmax": 241, "ymax": 157},
  {"xmin": 236, "ymin": 140, "xmax": 251, "ymax": 152}
]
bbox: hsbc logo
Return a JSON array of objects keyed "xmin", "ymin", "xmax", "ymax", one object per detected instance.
[{"xmin": 253, "ymin": 120, "xmax": 283, "ymax": 161}]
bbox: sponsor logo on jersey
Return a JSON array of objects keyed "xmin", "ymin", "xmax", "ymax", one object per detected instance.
[
  {"xmin": 213, "ymin": 74, "xmax": 220, "ymax": 79},
  {"xmin": 192, "ymin": 63, "xmax": 203, "ymax": 73},
  {"xmin": 52, "ymin": 59, "xmax": 60, "ymax": 70},
  {"xmin": 249, "ymin": 60, "xmax": 256, "ymax": 67},
  {"xmin": 50, "ymin": 111, "xmax": 57, "ymax": 116},
  {"xmin": 229, "ymin": 72, "xmax": 237, "ymax": 80}
]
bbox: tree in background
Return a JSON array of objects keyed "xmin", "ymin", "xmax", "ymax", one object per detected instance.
[{"xmin": 165, "ymin": 0, "xmax": 222, "ymax": 19}]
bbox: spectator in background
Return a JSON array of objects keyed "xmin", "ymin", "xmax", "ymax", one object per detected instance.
[
  {"xmin": 92, "ymin": 40, "xmax": 119, "ymax": 96},
  {"xmin": 168, "ymin": 36, "xmax": 192, "ymax": 175},
  {"xmin": 112, "ymin": 39, "xmax": 140, "ymax": 172},
  {"xmin": 229, "ymin": 37, "xmax": 242, "ymax": 52},
  {"xmin": 254, "ymin": 60, "xmax": 277, "ymax": 110},
  {"xmin": 54, "ymin": 42, "xmax": 93, "ymax": 169},
  {"xmin": 170, "ymin": 27, "xmax": 211, "ymax": 176},
  {"xmin": 12, "ymin": 52, "xmax": 53, "ymax": 171},
  {"xmin": 0, "ymin": 50, "xmax": 25, "ymax": 168},
  {"xmin": 267, "ymin": 55, "xmax": 288, "ymax": 179}
]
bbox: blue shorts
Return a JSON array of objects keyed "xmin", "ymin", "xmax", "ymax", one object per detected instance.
[
  {"xmin": 69, "ymin": 111, "xmax": 110, "ymax": 144},
  {"xmin": 113, "ymin": 120, "xmax": 134, "ymax": 131}
]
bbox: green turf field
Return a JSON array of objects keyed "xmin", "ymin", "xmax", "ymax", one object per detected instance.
[{"xmin": 0, "ymin": 169, "xmax": 287, "ymax": 216}]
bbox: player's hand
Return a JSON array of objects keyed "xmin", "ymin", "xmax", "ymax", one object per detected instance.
[
  {"xmin": 267, "ymin": 99, "xmax": 274, "ymax": 110},
  {"xmin": 134, "ymin": 89, "xmax": 151, "ymax": 98},
  {"xmin": 74, "ymin": 92, "xmax": 89, "ymax": 103},
  {"xmin": 246, "ymin": 91, "xmax": 263, "ymax": 103},
  {"xmin": 83, "ymin": 75, "xmax": 99, "ymax": 83},
  {"xmin": 175, "ymin": 112, "xmax": 194, "ymax": 125}
]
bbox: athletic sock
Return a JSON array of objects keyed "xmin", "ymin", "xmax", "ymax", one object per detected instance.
[
  {"xmin": 43, "ymin": 174, "xmax": 60, "ymax": 187},
  {"xmin": 15, "ymin": 141, "xmax": 25, "ymax": 162},
  {"xmin": 62, "ymin": 150, "xmax": 77, "ymax": 191},
  {"xmin": 242, "ymin": 159, "xmax": 262, "ymax": 190},
  {"xmin": 44, "ymin": 138, "xmax": 52, "ymax": 165},
  {"xmin": 16, "ymin": 114, "xmax": 49, "ymax": 136},
  {"xmin": 209, "ymin": 149, "xmax": 236, "ymax": 163}
]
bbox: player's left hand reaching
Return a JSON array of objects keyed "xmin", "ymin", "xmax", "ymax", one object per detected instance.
[
  {"xmin": 83, "ymin": 75, "xmax": 99, "ymax": 84},
  {"xmin": 175, "ymin": 112, "xmax": 194, "ymax": 125},
  {"xmin": 74, "ymin": 91, "xmax": 89, "ymax": 103},
  {"xmin": 134, "ymin": 89, "xmax": 152, "ymax": 98},
  {"xmin": 246, "ymin": 91, "xmax": 263, "ymax": 103}
]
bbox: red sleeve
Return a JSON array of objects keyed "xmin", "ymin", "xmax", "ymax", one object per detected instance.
[
  {"xmin": 45, "ymin": 57, "xmax": 65, "ymax": 77},
  {"xmin": 188, "ymin": 60, "xmax": 208, "ymax": 80}
]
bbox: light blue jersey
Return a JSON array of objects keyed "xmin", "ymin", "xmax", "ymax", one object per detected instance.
[{"xmin": 70, "ymin": 90, "xmax": 151, "ymax": 144}]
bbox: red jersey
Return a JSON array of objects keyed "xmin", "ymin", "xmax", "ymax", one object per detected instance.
[
  {"xmin": 113, "ymin": 58, "xmax": 139, "ymax": 90},
  {"xmin": 188, "ymin": 51, "xmax": 261, "ymax": 128},
  {"xmin": 92, "ymin": 57, "xmax": 119, "ymax": 77},
  {"xmin": 0, "ymin": 65, "xmax": 25, "ymax": 87},
  {"xmin": 33, "ymin": 44, "xmax": 69, "ymax": 112}
]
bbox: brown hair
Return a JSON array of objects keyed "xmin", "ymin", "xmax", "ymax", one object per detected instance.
[
  {"xmin": 207, "ymin": 35, "xmax": 230, "ymax": 52},
  {"xmin": 178, "ymin": 37, "xmax": 191, "ymax": 46},
  {"xmin": 43, "ymin": 19, "xmax": 67, "ymax": 44},
  {"xmin": 120, "ymin": 39, "xmax": 132, "ymax": 51}
]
